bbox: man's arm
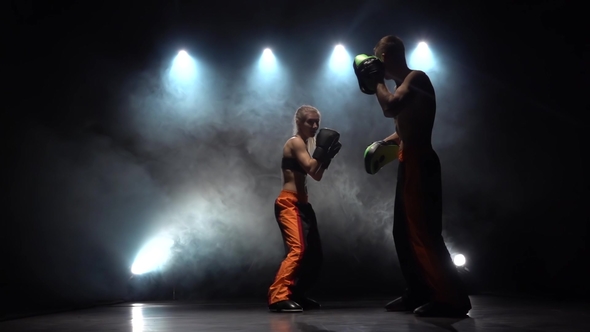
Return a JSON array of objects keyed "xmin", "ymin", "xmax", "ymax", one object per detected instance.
[
  {"xmin": 291, "ymin": 138, "xmax": 325, "ymax": 181},
  {"xmin": 375, "ymin": 70, "xmax": 425, "ymax": 118}
]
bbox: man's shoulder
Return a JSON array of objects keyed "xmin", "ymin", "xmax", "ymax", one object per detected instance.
[
  {"xmin": 408, "ymin": 70, "xmax": 430, "ymax": 82},
  {"xmin": 407, "ymin": 70, "xmax": 434, "ymax": 93}
]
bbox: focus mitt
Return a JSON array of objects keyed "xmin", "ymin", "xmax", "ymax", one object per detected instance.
[
  {"xmin": 353, "ymin": 54, "xmax": 385, "ymax": 95},
  {"xmin": 364, "ymin": 140, "xmax": 399, "ymax": 175}
]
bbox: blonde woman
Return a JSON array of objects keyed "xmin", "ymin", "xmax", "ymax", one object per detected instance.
[{"xmin": 267, "ymin": 105, "xmax": 341, "ymax": 313}]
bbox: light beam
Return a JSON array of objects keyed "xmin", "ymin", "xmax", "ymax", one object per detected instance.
[
  {"xmin": 329, "ymin": 44, "xmax": 351, "ymax": 74},
  {"xmin": 169, "ymin": 50, "xmax": 197, "ymax": 83},
  {"xmin": 258, "ymin": 48, "xmax": 277, "ymax": 72},
  {"xmin": 409, "ymin": 41, "xmax": 435, "ymax": 72},
  {"xmin": 131, "ymin": 235, "xmax": 174, "ymax": 275}
]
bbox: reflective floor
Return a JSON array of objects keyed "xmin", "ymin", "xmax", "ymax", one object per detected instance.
[{"xmin": 2, "ymin": 295, "xmax": 589, "ymax": 331}]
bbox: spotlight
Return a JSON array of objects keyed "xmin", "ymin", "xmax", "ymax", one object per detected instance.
[
  {"xmin": 329, "ymin": 43, "xmax": 351, "ymax": 73},
  {"xmin": 175, "ymin": 50, "xmax": 192, "ymax": 66},
  {"xmin": 409, "ymin": 41, "xmax": 435, "ymax": 71},
  {"xmin": 415, "ymin": 42, "xmax": 430, "ymax": 57},
  {"xmin": 131, "ymin": 235, "xmax": 174, "ymax": 275},
  {"xmin": 169, "ymin": 49, "xmax": 197, "ymax": 83},
  {"xmin": 453, "ymin": 254, "xmax": 466, "ymax": 267},
  {"xmin": 258, "ymin": 47, "xmax": 277, "ymax": 72}
]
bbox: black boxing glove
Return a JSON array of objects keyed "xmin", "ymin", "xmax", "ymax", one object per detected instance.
[
  {"xmin": 312, "ymin": 128, "xmax": 341, "ymax": 168},
  {"xmin": 320, "ymin": 141, "xmax": 342, "ymax": 169},
  {"xmin": 353, "ymin": 54, "xmax": 385, "ymax": 95}
]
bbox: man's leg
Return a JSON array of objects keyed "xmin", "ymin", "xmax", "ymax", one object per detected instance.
[
  {"xmin": 386, "ymin": 161, "xmax": 432, "ymax": 311},
  {"xmin": 403, "ymin": 154, "xmax": 471, "ymax": 316}
]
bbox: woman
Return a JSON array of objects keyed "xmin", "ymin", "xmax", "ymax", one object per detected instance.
[{"xmin": 267, "ymin": 105, "xmax": 340, "ymax": 313}]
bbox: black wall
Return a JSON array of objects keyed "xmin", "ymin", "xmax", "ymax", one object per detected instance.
[{"xmin": 3, "ymin": 0, "xmax": 587, "ymax": 315}]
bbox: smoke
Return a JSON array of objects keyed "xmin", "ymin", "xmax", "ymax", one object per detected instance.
[
  {"xmin": 10, "ymin": 123, "xmax": 169, "ymax": 303},
  {"xmin": 4, "ymin": 0, "xmax": 587, "ymax": 310},
  {"xmin": 6, "ymin": 39, "xmax": 499, "ymax": 305},
  {"xmin": 112, "ymin": 50, "xmax": 411, "ymax": 295}
]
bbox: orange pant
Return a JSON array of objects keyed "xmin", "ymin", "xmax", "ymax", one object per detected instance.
[
  {"xmin": 268, "ymin": 190, "xmax": 323, "ymax": 305},
  {"xmin": 394, "ymin": 150, "xmax": 471, "ymax": 308}
]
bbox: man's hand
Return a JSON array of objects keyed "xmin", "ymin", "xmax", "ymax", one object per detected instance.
[
  {"xmin": 383, "ymin": 132, "xmax": 401, "ymax": 145},
  {"xmin": 375, "ymin": 139, "xmax": 398, "ymax": 146}
]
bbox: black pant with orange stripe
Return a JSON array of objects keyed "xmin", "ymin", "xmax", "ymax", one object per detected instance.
[
  {"xmin": 394, "ymin": 150, "xmax": 471, "ymax": 309},
  {"xmin": 268, "ymin": 190, "xmax": 323, "ymax": 305}
]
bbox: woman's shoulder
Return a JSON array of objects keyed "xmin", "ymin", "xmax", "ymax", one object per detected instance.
[
  {"xmin": 283, "ymin": 136, "xmax": 303, "ymax": 157},
  {"xmin": 286, "ymin": 135, "xmax": 304, "ymax": 144}
]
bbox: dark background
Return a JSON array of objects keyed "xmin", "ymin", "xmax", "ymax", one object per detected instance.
[{"xmin": 2, "ymin": 0, "xmax": 588, "ymax": 316}]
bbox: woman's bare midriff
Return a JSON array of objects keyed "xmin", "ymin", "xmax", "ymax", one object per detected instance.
[{"xmin": 282, "ymin": 169, "xmax": 308, "ymax": 195}]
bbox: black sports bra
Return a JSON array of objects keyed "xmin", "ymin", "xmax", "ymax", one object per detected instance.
[{"xmin": 281, "ymin": 157, "xmax": 307, "ymax": 174}]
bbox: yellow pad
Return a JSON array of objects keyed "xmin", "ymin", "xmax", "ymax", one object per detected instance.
[{"xmin": 364, "ymin": 142, "xmax": 399, "ymax": 175}]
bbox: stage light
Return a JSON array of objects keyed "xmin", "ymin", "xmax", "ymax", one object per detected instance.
[
  {"xmin": 329, "ymin": 43, "xmax": 351, "ymax": 73},
  {"xmin": 409, "ymin": 41, "xmax": 435, "ymax": 71},
  {"xmin": 258, "ymin": 48, "xmax": 277, "ymax": 72},
  {"xmin": 131, "ymin": 235, "xmax": 174, "ymax": 275},
  {"xmin": 169, "ymin": 49, "xmax": 197, "ymax": 83},
  {"xmin": 178, "ymin": 50, "xmax": 189, "ymax": 58},
  {"xmin": 453, "ymin": 253, "xmax": 466, "ymax": 267}
]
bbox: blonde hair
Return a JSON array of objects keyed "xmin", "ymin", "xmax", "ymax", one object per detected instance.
[{"xmin": 293, "ymin": 105, "xmax": 320, "ymax": 154}]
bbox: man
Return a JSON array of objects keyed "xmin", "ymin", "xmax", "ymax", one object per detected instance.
[
  {"xmin": 267, "ymin": 105, "xmax": 342, "ymax": 313},
  {"xmin": 354, "ymin": 35, "xmax": 472, "ymax": 317}
]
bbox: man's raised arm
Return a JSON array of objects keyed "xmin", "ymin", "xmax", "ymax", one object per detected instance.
[{"xmin": 376, "ymin": 70, "xmax": 427, "ymax": 118}]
